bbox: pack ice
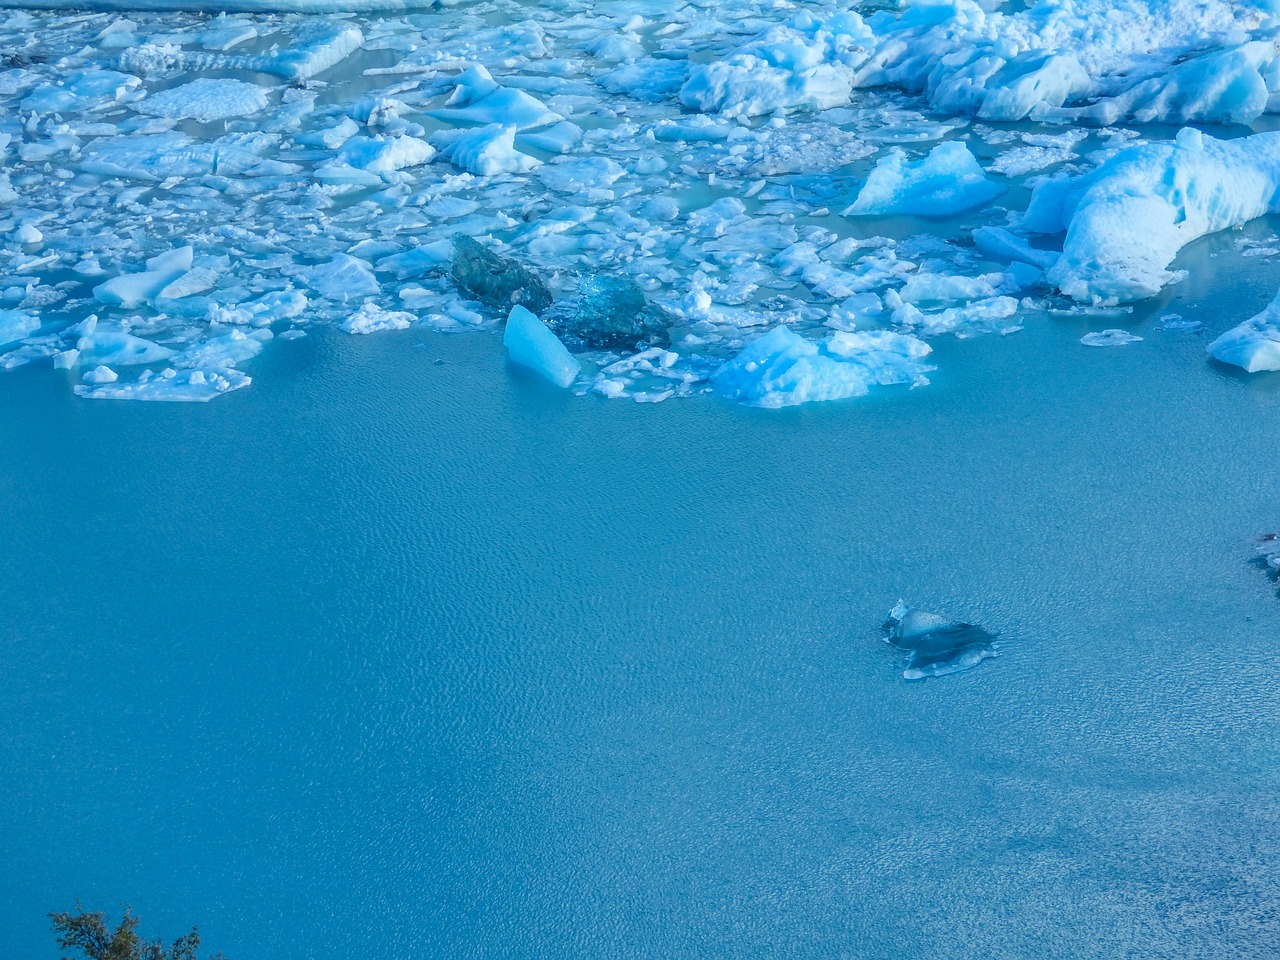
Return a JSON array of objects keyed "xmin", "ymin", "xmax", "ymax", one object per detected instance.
[{"xmin": 2, "ymin": 1, "xmax": 1280, "ymax": 406}]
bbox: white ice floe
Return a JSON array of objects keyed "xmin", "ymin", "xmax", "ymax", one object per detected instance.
[
  {"xmin": 711, "ymin": 325, "xmax": 933, "ymax": 408},
  {"xmin": 1207, "ymin": 291, "xmax": 1280, "ymax": 372},
  {"xmin": 136, "ymin": 78, "xmax": 268, "ymax": 123},
  {"xmin": 341, "ymin": 302, "xmax": 415, "ymax": 335},
  {"xmin": 503, "ymin": 304, "xmax": 581, "ymax": 388}
]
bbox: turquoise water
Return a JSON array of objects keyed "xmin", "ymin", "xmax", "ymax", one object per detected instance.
[{"xmin": 4, "ymin": 232, "xmax": 1280, "ymax": 956}]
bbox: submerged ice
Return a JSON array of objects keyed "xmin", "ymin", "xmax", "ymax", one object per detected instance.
[
  {"xmin": 3, "ymin": 1, "xmax": 1280, "ymax": 404},
  {"xmin": 882, "ymin": 601, "xmax": 998, "ymax": 681}
]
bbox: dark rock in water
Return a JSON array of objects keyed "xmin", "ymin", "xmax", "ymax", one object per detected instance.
[
  {"xmin": 451, "ymin": 234, "xmax": 552, "ymax": 316},
  {"xmin": 546, "ymin": 274, "xmax": 672, "ymax": 351},
  {"xmin": 883, "ymin": 600, "xmax": 997, "ymax": 680}
]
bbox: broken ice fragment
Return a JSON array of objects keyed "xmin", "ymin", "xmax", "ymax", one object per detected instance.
[
  {"xmin": 546, "ymin": 275, "xmax": 671, "ymax": 351},
  {"xmin": 883, "ymin": 601, "xmax": 997, "ymax": 681},
  {"xmin": 451, "ymin": 235, "xmax": 552, "ymax": 316},
  {"xmin": 136, "ymin": 78, "xmax": 268, "ymax": 123},
  {"xmin": 340, "ymin": 303, "xmax": 414, "ymax": 335},
  {"xmin": 1080, "ymin": 329, "xmax": 1142, "ymax": 347},
  {"xmin": 502, "ymin": 305, "xmax": 580, "ymax": 389},
  {"xmin": 94, "ymin": 246, "xmax": 194, "ymax": 309},
  {"xmin": 1207, "ymin": 290, "xmax": 1280, "ymax": 373}
]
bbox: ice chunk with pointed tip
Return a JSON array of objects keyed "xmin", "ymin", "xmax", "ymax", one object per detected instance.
[
  {"xmin": 451, "ymin": 235, "xmax": 551, "ymax": 315},
  {"xmin": 883, "ymin": 601, "xmax": 997, "ymax": 680},
  {"xmin": 1207, "ymin": 290, "xmax": 1280, "ymax": 372},
  {"xmin": 847, "ymin": 142, "xmax": 1004, "ymax": 218},
  {"xmin": 503, "ymin": 305, "xmax": 580, "ymax": 388},
  {"xmin": 546, "ymin": 275, "xmax": 671, "ymax": 351},
  {"xmin": 711, "ymin": 325, "xmax": 932, "ymax": 408}
]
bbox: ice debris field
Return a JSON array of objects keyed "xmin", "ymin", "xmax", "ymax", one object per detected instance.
[{"xmin": 5, "ymin": 0, "xmax": 1280, "ymax": 403}]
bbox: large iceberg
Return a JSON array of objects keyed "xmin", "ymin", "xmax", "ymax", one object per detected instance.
[{"xmin": 1024, "ymin": 129, "xmax": 1280, "ymax": 304}]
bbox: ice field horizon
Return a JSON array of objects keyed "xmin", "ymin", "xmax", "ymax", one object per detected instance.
[{"xmin": 3, "ymin": 0, "xmax": 1280, "ymax": 957}]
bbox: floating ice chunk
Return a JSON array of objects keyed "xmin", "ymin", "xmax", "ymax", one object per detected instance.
[
  {"xmin": 21, "ymin": 69, "xmax": 140, "ymax": 114},
  {"xmin": 535, "ymin": 157, "xmax": 625, "ymax": 193},
  {"xmin": 76, "ymin": 367, "xmax": 249, "ymax": 402},
  {"xmin": 679, "ymin": 12, "xmax": 872, "ymax": 118},
  {"xmin": 136, "ymin": 78, "xmax": 268, "ymax": 123},
  {"xmin": 1026, "ymin": 129, "xmax": 1280, "ymax": 304},
  {"xmin": 883, "ymin": 600, "xmax": 997, "ymax": 681},
  {"xmin": 267, "ymin": 23, "xmax": 363, "ymax": 82},
  {"xmin": 340, "ymin": 302, "xmax": 414, "ymax": 335},
  {"xmin": 846, "ymin": 142, "xmax": 1004, "ymax": 218},
  {"xmin": 0, "ymin": 309, "xmax": 38, "ymax": 346},
  {"xmin": 546, "ymin": 275, "xmax": 671, "ymax": 351},
  {"xmin": 432, "ymin": 124, "xmax": 539, "ymax": 176},
  {"xmin": 444, "ymin": 65, "xmax": 500, "ymax": 106},
  {"xmin": 711, "ymin": 325, "xmax": 932, "ymax": 408},
  {"xmin": 451, "ymin": 235, "xmax": 551, "ymax": 315},
  {"xmin": 502, "ymin": 304, "xmax": 580, "ymax": 389},
  {"xmin": 681, "ymin": 56, "xmax": 854, "ymax": 118},
  {"xmin": 94, "ymin": 247, "xmax": 193, "ymax": 309},
  {"xmin": 899, "ymin": 273, "xmax": 1001, "ymax": 304},
  {"xmin": 1207, "ymin": 290, "xmax": 1280, "ymax": 372},
  {"xmin": 82, "ymin": 365, "xmax": 118, "ymax": 384},
  {"xmin": 893, "ymin": 296, "xmax": 1021, "ymax": 338},
  {"xmin": 1081, "ymin": 329, "xmax": 1143, "ymax": 347},
  {"xmin": 972, "ymin": 226, "xmax": 1060, "ymax": 270},
  {"xmin": 334, "ymin": 133, "xmax": 435, "ymax": 174},
  {"xmin": 77, "ymin": 328, "xmax": 175, "ymax": 367},
  {"xmin": 376, "ymin": 243, "xmax": 452, "ymax": 279},
  {"xmin": 428, "ymin": 86, "xmax": 563, "ymax": 131},
  {"xmin": 14, "ymin": 224, "xmax": 42, "ymax": 245},
  {"xmin": 175, "ymin": 329, "xmax": 268, "ymax": 369},
  {"xmin": 517, "ymin": 121, "xmax": 583, "ymax": 155},
  {"xmin": 598, "ymin": 60, "xmax": 689, "ymax": 102},
  {"xmin": 295, "ymin": 254, "xmax": 379, "ymax": 301}
]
